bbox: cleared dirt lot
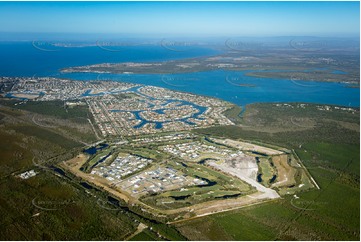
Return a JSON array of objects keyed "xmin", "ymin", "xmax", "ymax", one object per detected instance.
[
  {"xmin": 207, "ymin": 156, "xmax": 280, "ymax": 199},
  {"xmin": 212, "ymin": 138, "xmax": 284, "ymax": 155}
]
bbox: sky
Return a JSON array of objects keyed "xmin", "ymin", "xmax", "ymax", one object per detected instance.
[{"xmin": 0, "ymin": 1, "xmax": 359, "ymax": 37}]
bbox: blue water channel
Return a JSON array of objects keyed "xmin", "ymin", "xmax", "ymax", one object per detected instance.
[{"xmin": 100, "ymin": 86, "xmax": 207, "ymax": 129}]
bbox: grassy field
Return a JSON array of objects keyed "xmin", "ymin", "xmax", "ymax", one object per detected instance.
[
  {"xmin": 179, "ymin": 103, "xmax": 359, "ymax": 240},
  {"xmin": 81, "ymin": 147, "xmax": 114, "ymax": 173},
  {"xmin": 257, "ymin": 157, "xmax": 275, "ymax": 187},
  {"xmin": 297, "ymin": 142, "xmax": 360, "ymax": 176},
  {"xmin": 177, "ymin": 174, "xmax": 359, "ymax": 241}
]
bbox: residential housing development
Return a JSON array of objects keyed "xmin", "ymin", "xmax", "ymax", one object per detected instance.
[{"xmin": 1, "ymin": 77, "xmax": 234, "ymax": 137}]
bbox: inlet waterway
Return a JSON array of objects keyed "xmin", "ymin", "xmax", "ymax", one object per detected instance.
[{"xmin": 64, "ymin": 70, "xmax": 360, "ymax": 108}]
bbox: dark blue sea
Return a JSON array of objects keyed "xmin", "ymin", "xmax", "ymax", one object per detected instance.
[
  {"xmin": 1, "ymin": 42, "xmax": 359, "ymax": 107},
  {"xmin": 0, "ymin": 42, "xmax": 217, "ymax": 76}
]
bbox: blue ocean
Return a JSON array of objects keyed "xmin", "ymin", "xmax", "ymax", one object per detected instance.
[
  {"xmin": 1, "ymin": 42, "xmax": 359, "ymax": 108},
  {"xmin": 0, "ymin": 42, "xmax": 217, "ymax": 76}
]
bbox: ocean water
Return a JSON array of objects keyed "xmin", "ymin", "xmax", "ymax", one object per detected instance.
[
  {"xmin": 62, "ymin": 71, "xmax": 360, "ymax": 108},
  {"xmin": 0, "ymin": 42, "xmax": 359, "ymax": 107},
  {"xmin": 0, "ymin": 42, "xmax": 218, "ymax": 76}
]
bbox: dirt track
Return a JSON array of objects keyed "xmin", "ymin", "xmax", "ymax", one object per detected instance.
[
  {"xmin": 212, "ymin": 138, "xmax": 284, "ymax": 155},
  {"xmin": 61, "ymin": 154, "xmax": 131, "ymax": 203}
]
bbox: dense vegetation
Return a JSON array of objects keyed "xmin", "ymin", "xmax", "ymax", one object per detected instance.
[
  {"xmin": 0, "ymin": 108, "xmax": 138, "ymax": 240},
  {"xmin": 0, "ymin": 99, "xmax": 90, "ymax": 120}
]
